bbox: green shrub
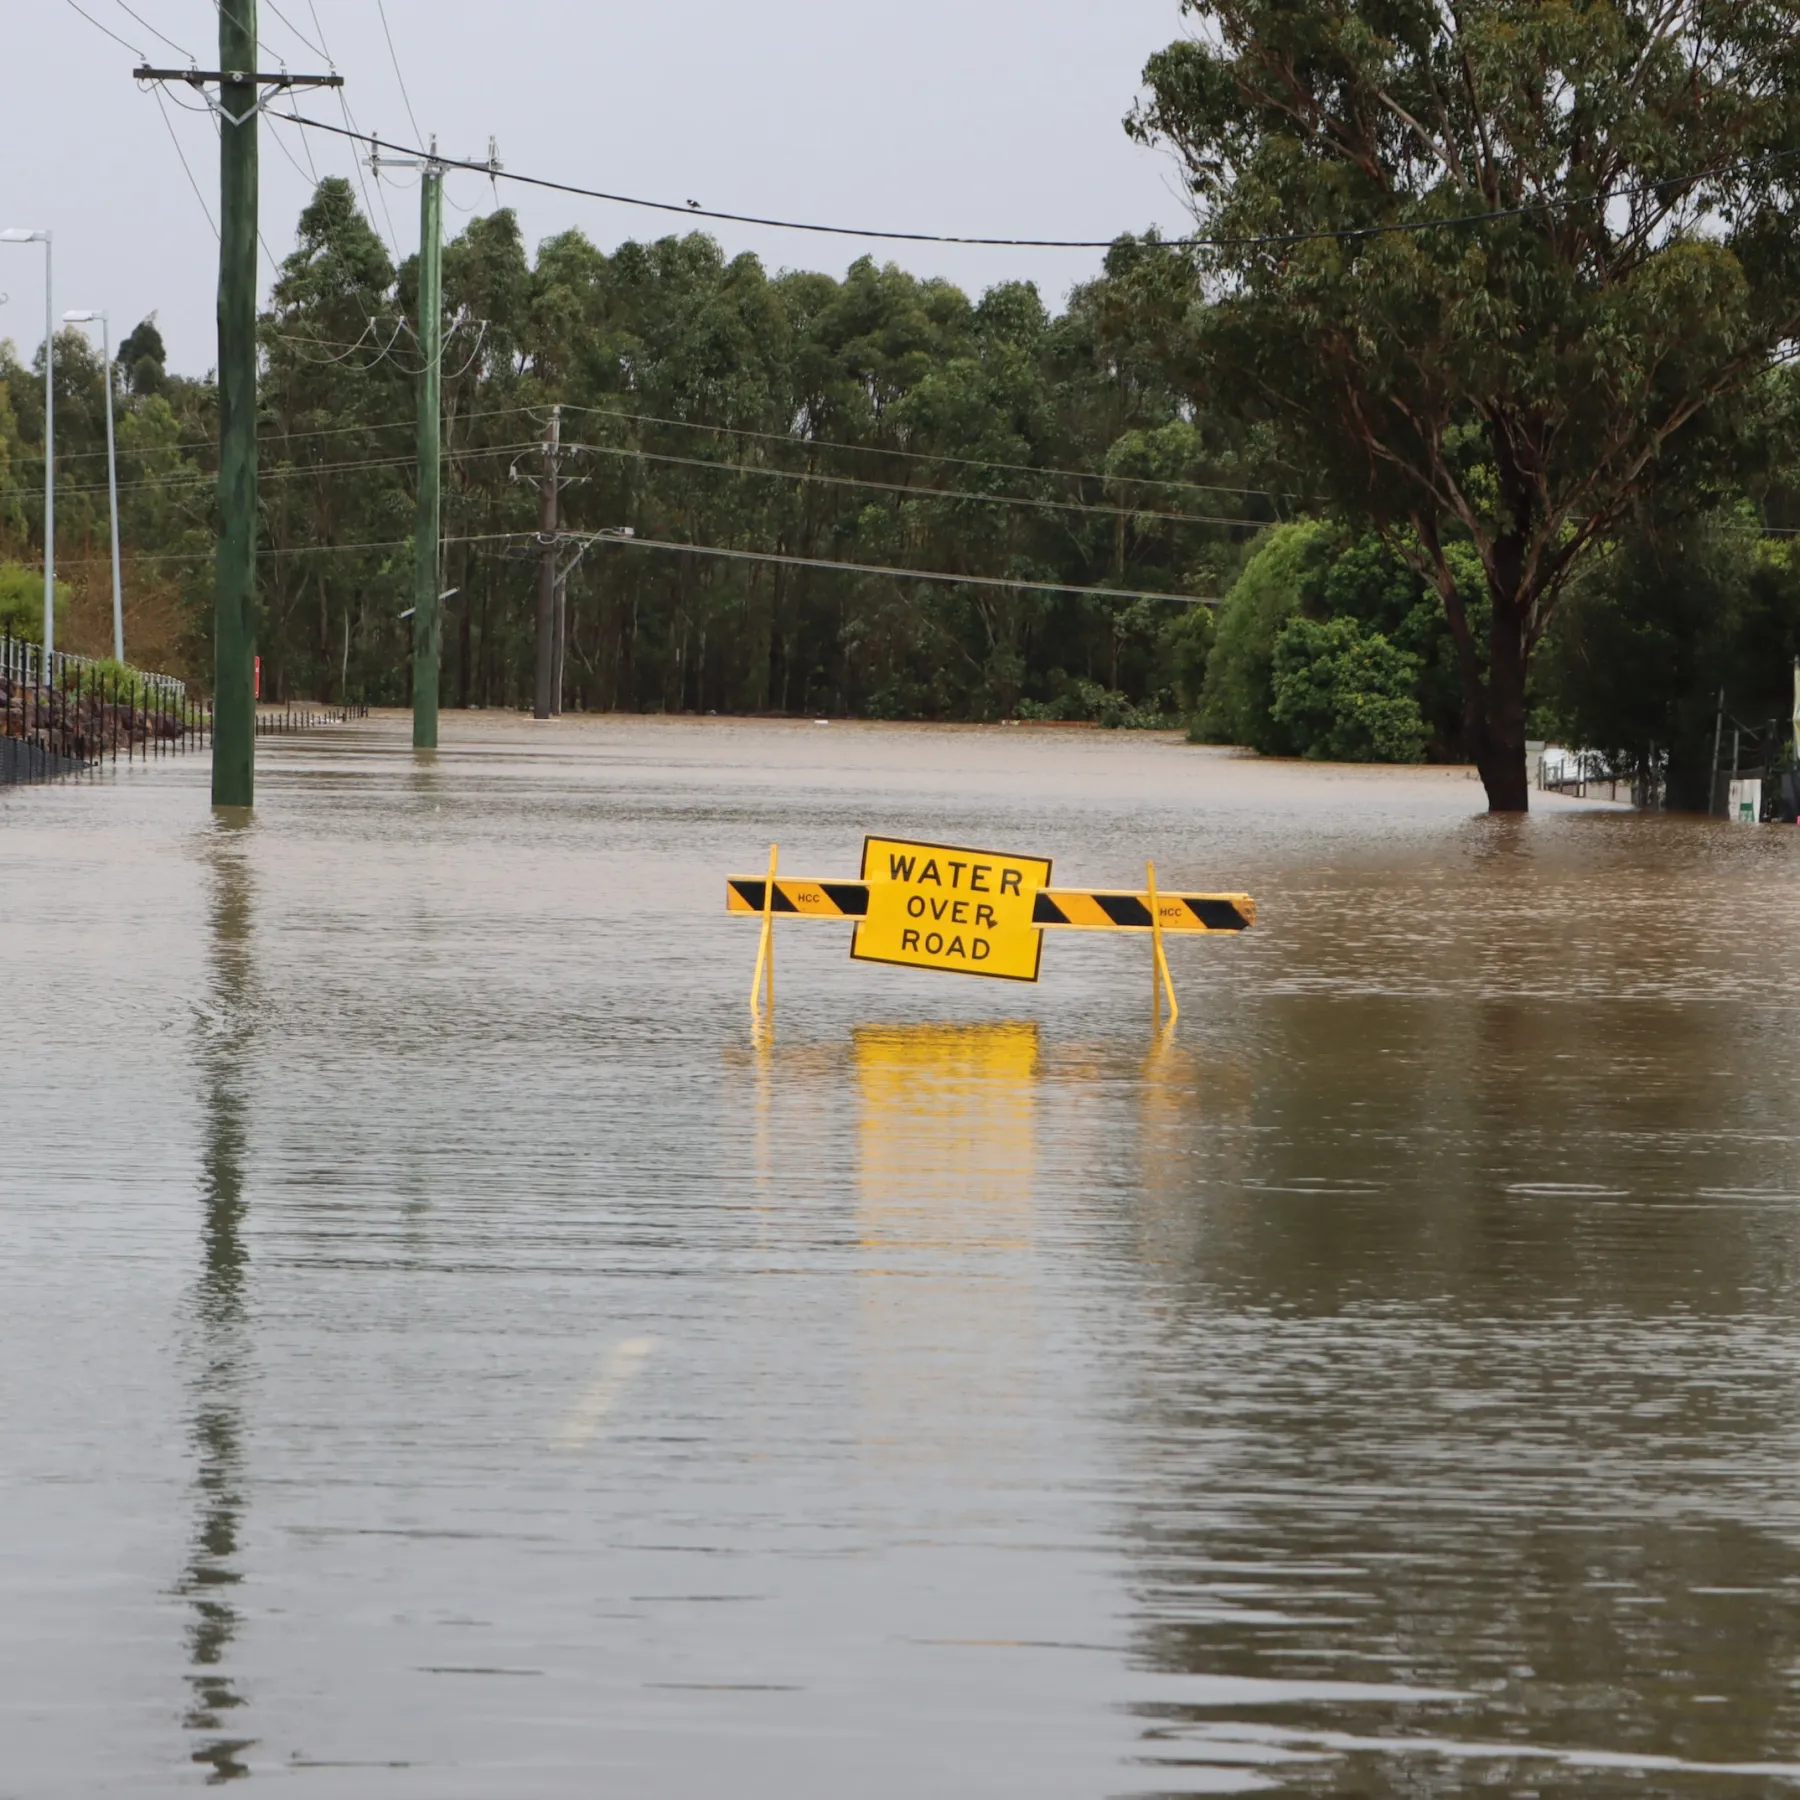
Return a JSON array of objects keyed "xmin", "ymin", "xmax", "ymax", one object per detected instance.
[
  {"xmin": 1270, "ymin": 615, "xmax": 1428, "ymax": 762},
  {"xmin": 60, "ymin": 657, "xmax": 163, "ymax": 707},
  {"xmin": 1014, "ymin": 675, "xmax": 1175, "ymax": 728},
  {"xmin": 0, "ymin": 562, "xmax": 68, "ymax": 645},
  {"xmin": 1162, "ymin": 603, "xmax": 1216, "ymax": 719},
  {"xmin": 1193, "ymin": 520, "xmax": 1333, "ymax": 750}
]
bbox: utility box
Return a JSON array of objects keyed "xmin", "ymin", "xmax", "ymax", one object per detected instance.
[{"xmin": 1728, "ymin": 778, "xmax": 1762, "ymax": 823}]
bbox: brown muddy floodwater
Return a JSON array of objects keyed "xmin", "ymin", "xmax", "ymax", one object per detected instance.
[{"xmin": 5, "ymin": 713, "xmax": 1800, "ymax": 1796}]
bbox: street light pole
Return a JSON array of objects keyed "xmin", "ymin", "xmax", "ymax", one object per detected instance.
[
  {"xmin": 64, "ymin": 310, "xmax": 123, "ymax": 662},
  {"xmin": 1, "ymin": 229, "xmax": 53, "ymax": 658}
]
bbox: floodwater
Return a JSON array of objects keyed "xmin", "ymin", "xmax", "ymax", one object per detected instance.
[{"xmin": 6, "ymin": 714, "xmax": 1800, "ymax": 1797}]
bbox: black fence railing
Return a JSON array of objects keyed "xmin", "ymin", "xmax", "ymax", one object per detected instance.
[
  {"xmin": 2, "ymin": 630, "xmax": 370, "ymax": 786},
  {"xmin": 2, "ymin": 630, "xmax": 211, "ymax": 785},
  {"xmin": 253, "ymin": 700, "xmax": 368, "ymax": 736}
]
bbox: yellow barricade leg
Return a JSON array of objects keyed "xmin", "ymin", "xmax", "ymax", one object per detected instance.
[
  {"xmin": 1147, "ymin": 859, "xmax": 1178, "ymax": 1025},
  {"xmin": 750, "ymin": 843, "xmax": 778, "ymax": 1016}
]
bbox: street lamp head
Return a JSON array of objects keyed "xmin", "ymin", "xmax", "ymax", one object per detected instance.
[
  {"xmin": 0, "ymin": 228, "xmax": 48, "ymax": 243},
  {"xmin": 62, "ymin": 309, "xmax": 103, "ymax": 324}
]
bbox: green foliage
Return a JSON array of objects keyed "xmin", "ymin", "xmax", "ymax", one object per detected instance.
[
  {"xmin": 1194, "ymin": 520, "xmax": 1332, "ymax": 750},
  {"xmin": 1533, "ymin": 514, "xmax": 1800, "ymax": 809},
  {"xmin": 224, "ymin": 176, "xmax": 1278, "ymax": 713},
  {"xmin": 0, "ymin": 561, "xmax": 67, "ymax": 644},
  {"xmin": 1162, "ymin": 602, "xmax": 1215, "ymax": 715},
  {"xmin": 51, "ymin": 656, "xmax": 163, "ymax": 705},
  {"xmin": 117, "ymin": 316, "xmax": 167, "ymax": 397},
  {"xmin": 1270, "ymin": 616, "xmax": 1427, "ymax": 762},
  {"xmin": 1131, "ymin": 0, "xmax": 1800, "ymax": 804},
  {"xmin": 1015, "ymin": 674, "xmax": 1174, "ymax": 728}
]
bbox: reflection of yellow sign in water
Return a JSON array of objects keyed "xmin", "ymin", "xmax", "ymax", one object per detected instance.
[
  {"xmin": 852, "ymin": 836, "xmax": 1052, "ymax": 983},
  {"xmin": 855, "ymin": 1022, "xmax": 1039, "ymax": 1463}
]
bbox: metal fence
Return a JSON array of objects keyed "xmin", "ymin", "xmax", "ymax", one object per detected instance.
[
  {"xmin": 1, "ymin": 633, "xmax": 187, "ymax": 704},
  {"xmin": 2, "ymin": 631, "xmax": 367, "ymax": 786},
  {"xmin": 2, "ymin": 630, "xmax": 211, "ymax": 784},
  {"xmin": 253, "ymin": 700, "xmax": 368, "ymax": 736}
]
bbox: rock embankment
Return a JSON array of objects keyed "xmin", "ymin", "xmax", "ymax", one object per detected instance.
[{"xmin": 1, "ymin": 669, "xmax": 192, "ymax": 761}]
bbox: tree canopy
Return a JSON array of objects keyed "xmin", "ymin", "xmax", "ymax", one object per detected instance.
[{"xmin": 1131, "ymin": 0, "xmax": 1800, "ymax": 807}]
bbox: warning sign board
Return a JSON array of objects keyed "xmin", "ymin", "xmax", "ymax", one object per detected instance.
[{"xmin": 851, "ymin": 835, "xmax": 1051, "ymax": 982}]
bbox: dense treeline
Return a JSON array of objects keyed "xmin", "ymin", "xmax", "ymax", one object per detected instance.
[{"xmin": 0, "ymin": 180, "xmax": 1261, "ymax": 723}]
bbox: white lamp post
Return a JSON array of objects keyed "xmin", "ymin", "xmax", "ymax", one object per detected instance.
[
  {"xmin": 63, "ymin": 310, "xmax": 123, "ymax": 663},
  {"xmin": 0, "ymin": 230, "xmax": 52, "ymax": 658}
]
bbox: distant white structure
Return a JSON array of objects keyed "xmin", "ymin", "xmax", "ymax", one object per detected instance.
[{"xmin": 1728, "ymin": 778, "xmax": 1762, "ymax": 824}]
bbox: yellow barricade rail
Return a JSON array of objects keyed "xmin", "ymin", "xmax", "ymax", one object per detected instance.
[
  {"xmin": 727, "ymin": 878, "xmax": 870, "ymax": 917},
  {"xmin": 1033, "ymin": 889, "xmax": 1255, "ymax": 933},
  {"xmin": 727, "ymin": 877, "xmax": 1254, "ymax": 933}
]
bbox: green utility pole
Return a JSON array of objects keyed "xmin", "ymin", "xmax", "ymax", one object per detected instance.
[
  {"xmin": 534, "ymin": 405, "xmax": 561, "ymax": 720},
  {"xmin": 133, "ymin": 47, "xmax": 340, "ymax": 808},
  {"xmin": 213, "ymin": 0, "xmax": 258, "ymax": 806},
  {"xmin": 412, "ymin": 149, "xmax": 443, "ymax": 750}
]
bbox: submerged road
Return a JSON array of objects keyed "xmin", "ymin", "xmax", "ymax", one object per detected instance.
[{"xmin": 4, "ymin": 714, "xmax": 1800, "ymax": 1795}]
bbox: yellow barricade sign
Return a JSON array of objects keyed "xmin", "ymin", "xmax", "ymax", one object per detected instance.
[{"xmin": 852, "ymin": 835, "xmax": 1052, "ymax": 983}]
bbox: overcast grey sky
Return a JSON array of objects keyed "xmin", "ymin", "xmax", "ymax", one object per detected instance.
[{"xmin": 5, "ymin": 1, "xmax": 1197, "ymax": 375}]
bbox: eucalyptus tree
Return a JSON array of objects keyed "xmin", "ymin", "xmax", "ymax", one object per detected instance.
[
  {"xmin": 1131, "ymin": 0, "xmax": 1800, "ymax": 808},
  {"xmin": 260, "ymin": 177, "xmax": 408, "ymax": 701}
]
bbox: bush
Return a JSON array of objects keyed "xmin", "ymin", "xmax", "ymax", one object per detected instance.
[
  {"xmin": 1532, "ymin": 513, "xmax": 1800, "ymax": 809},
  {"xmin": 1193, "ymin": 520, "xmax": 1333, "ymax": 750},
  {"xmin": 1270, "ymin": 615, "xmax": 1428, "ymax": 762},
  {"xmin": 60, "ymin": 657, "xmax": 163, "ymax": 708},
  {"xmin": 1161, "ymin": 603, "xmax": 1216, "ymax": 719},
  {"xmin": 1015, "ymin": 675, "xmax": 1173, "ymax": 728},
  {"xmin": 0, "ymin": 562, "xmax": 68, "ymax": 646}
]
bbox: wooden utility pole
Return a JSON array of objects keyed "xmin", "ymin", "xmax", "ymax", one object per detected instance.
[
  {"xmin": 134, "ymin": 52, "xmax": 342, "ymax": 808},
  {"xmin": 535, "ymin": 405, "xmax": 560, "ymax": 720},
  {"xmin": 552, "ymin": 569, "xmax": 566, "ymax": 716},
  {"xmin": 412, "ymin": 149, "xmax": 444, "ymax": 749},
  {"xmin": 213, "ymin": 1, "xmax": 259, "ymax": 806}
]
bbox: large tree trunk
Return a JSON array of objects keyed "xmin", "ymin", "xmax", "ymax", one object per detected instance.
[
  {"xmin": 1423, "ymin": 535, "xmax": 1534, "ymax": 813},
  {"xmin": 1477, "ymin": 602, "xmax": 1531, "ymax": 812}
]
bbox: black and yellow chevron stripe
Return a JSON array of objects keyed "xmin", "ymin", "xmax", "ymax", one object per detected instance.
[
  {"xmin": 1033, "ymin": 890, "xmax": 1255, "ymax": 932},
  {"xmin": 726, "ymin": 878, "xmax": 869, "ymax": 917},
  {"xmin": 727, "ymin": 877, "xmax": 1253, "ymax": 932}
]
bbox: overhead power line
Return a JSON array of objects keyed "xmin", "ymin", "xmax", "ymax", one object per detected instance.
[
  {"xmin": 62, "ymin": 0, "xmax": 143, "ymax": 55},
  {"xmin": 64, "ymin": 0, "xmax": 1800, "ymax": 256},
  {"xmin": 272, "ymin": 110, "xmax": 1800, "ymax": 252},
  {"xmin": 562, "ymin": 437, "xmax": 1257, "ymax": 526},
  {"xmin": 154, "ymin": 85, "xmax": 218, "ymax": 239},
  {"xmin": 373, "ymin": 0, "xmax": 426, "ymax": 147},
  {"xmin": 0, "ymin": 441, "xmax": 541, "ymax": 504},
  {"xmin": 556, "ymin": 399, "xmax": 1291, "ymax": 501},
  {"xmin": 40, "ymin": 397, "xmax": 1278, "ymax": 505},
  {"xmin": 262, "ymin": 0, "xmax": 329, "ymax": 59},
  {"xmin": 569, "ymin": 533, "xmax": 1219, "ymax": 605},
  {"xmin": 29, "ymin": 425, "xmax": 1249, "ymax": 526},
  {"xmin": 62, "ymin": 529, "xmax": 1217, "ymax": 602},
  {"xmin": 111, "ymin": 0, "xmax": 191, "ymax": 58}
]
